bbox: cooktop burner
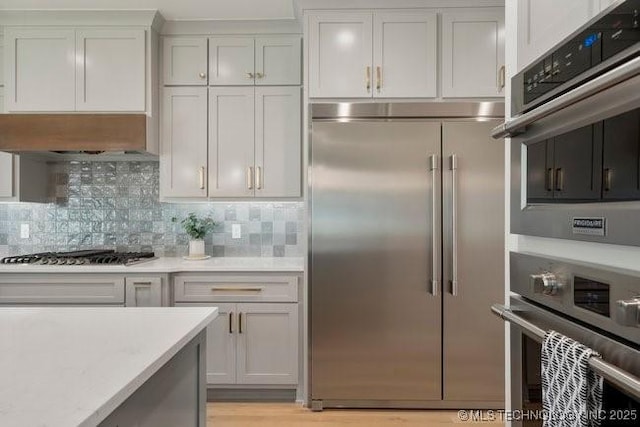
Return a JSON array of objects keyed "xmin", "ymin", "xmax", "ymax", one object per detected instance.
[{"xmin": 0, "ymin": 250, "xmax": 156, "ymax": 266}]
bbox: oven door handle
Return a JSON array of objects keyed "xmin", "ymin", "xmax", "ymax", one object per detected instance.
[
  {"xmin": 491, "ymin": 55, "xmax": 640, "ymax": 139},
  {"xmin": 491, "ymin": 304, "xmax": 640, "ymax": 401}
]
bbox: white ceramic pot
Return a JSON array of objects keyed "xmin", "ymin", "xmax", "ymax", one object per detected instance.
[{"xmin": 188, "ymin": 239, "xmax": 205, "ymax": 257}]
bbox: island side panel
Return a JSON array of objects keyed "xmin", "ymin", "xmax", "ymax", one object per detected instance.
[{"xmin": 98, "ymin": 331, "xmax": 207, "ymax": 427}]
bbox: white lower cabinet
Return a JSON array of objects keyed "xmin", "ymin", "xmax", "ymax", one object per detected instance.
[
  {"xmin": 236, "ymin": 303, "xmax": 298, "ymax": 385},
  {"xmin": 125, "ymin": 277, "xmax": 162, "ymax": 307},
  {"xmin": 173, "ymin": 274, "xmax": 300, "ymax": 387}
]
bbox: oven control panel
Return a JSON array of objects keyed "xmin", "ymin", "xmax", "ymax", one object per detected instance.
[
  {"xmin": 513, "ymin": 0, "xmax": 640, "ymax": 115},
  {"xmin": 511, "ymin": 252, "xmax": 640, "ymax": 344}
]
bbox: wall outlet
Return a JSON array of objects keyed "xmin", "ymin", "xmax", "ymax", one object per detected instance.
[
  {"xmin": 20, "ymin": 223, "xmax": 30, "ymax": 239},
  {"xmin": 232, "ymin": 224, "xmax": 242, "ymax": 239}
]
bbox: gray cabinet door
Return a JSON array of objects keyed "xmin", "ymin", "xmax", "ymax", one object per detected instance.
[
  {"xmin": 526, "ymin": 140, "xmax": 554, "ymax": 202},
  {"xmin": 209, "ymin": 37, "xmax": 254, "ymax": 86},
  {"xmin": 162, "ymin": 37, "xmax": 208, "ymax": 86},
  {"xmin": 254, "ymin": 87, "xmax": 301, "ymax": 198},
  {"xmin": 552, "ymin": 124, "xmax": 602, "ymax": 201},
  {"xmin": 602, "ymin": 109, "xmax": 640, "ymax": 200},
  {"xmin": 208, "ymin": 87, "xmax": 255, "ymax": 197},
  {"xmin": 125, "ymin": 277, "xmax": 162, "ymax": 307},
  {"xmin": 176, "ymin": 302, "xmax": 237, "ymax": 385},
  {"xmin": 442, "ymin": 121, "xmax": 504, "ymax": 403},
  {"xmin": 160, "ymin": 87, "xmax": 208, "ymax": 199},
  {"xmin": 236, "ymin": 302, "xmax": 298, "ymax": 385}
]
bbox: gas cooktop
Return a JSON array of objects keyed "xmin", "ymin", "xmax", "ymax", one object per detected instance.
[{"xmin": 0, "ymin": 250, "xmax": 156, "ymax": 266}]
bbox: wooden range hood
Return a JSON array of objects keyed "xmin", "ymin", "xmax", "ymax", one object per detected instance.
[{"xmin": 0, "ymin": 114, "xmax": 149, "ymax": 153}]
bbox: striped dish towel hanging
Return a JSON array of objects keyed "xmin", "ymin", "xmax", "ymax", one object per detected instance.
[{"xmin": 541, "ymin": 330, "xmax": 604, "ymax": 427}]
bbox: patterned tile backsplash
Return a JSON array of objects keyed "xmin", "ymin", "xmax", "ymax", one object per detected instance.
[{"xmin": 0, "ymin": 161, "xmax": 305, "ymax": 258}]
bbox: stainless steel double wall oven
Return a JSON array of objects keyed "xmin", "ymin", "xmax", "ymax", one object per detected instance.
[{"xmin": 491, "ymin": 2, "xmax": 640, "ymax": 425}]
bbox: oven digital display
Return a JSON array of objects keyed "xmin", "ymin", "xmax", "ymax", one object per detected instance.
[{"xmin": 574, "ymin": 276, "xmax": 610, "ymax": 317}]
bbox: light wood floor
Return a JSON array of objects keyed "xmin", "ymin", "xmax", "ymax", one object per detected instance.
[{"xmin": 207, "ymin": 403, "xmax": 504, "ymax": 426}]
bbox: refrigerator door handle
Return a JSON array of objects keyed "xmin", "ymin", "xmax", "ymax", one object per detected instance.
[
  {"xmin": 450, "ymin": 154, "xmax": 459, "ymax": 296},
  {"xmin": 429, "ymin": 154, "xmax": 439, "ymax": 296}
]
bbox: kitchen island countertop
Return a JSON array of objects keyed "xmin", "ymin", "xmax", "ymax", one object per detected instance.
[
  {"xmin": 0, "ymin": 256, "xmax": 304, "ymax": 273},
  {"xmin": 0, "ymin": 306, "xmax": 217, "ymax": 427}
]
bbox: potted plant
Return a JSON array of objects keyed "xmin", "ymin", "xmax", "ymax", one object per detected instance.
[{"xmin": 172, "ymin": 213, "xmax": 216, "ymax": 258}]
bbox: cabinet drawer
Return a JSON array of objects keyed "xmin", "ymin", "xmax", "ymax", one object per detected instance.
[
  {"xmin": 174, "ymin": 275, "xmax": 298, "ymax": 303},
  {"xmin": 0, "ymin": 275, "xmax": 125, "ymax": 304}
]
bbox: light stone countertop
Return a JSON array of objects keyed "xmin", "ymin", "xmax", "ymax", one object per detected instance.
[
  {"xmin": 0, "ymin": 256, "xmax": 305, "ymax": 274},
  {"xmin": 0, "ymin": 306, "xmax": 218, "ymax": 427}
]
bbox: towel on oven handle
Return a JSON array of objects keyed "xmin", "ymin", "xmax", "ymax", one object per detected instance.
[{"xmin": 542, "ymin": 330, "xmax": 604, "ymax": 427}]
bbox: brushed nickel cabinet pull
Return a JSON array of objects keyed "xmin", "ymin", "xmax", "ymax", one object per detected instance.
[
  {"xmin": 498, "ymin": 65, "xmax": 506, "ymax": 91},
  {"xmin": 229, "ymin": 312, "xmax": 234, "ymax": 334},
  {"xmin": 199, "ymin": 166, "xmax": 206, "ymax": 190},
  {"xmin": 238, "ymin": 312, "xmax": 243, "ymax": 334},
  {"xmin": 246, "ymin": 71, "xmax": 254, "ymax": 79},
  {"xmin": 255, "ymin": 72, "xmax": 264, "ymax": 79},
  {"xmin": 256, "ymin": 166, "xmax": 262, "ymax": 190},
  {"xmin": 555, "ymin": 168, "xmax": 564, "ymax": 192},
  {"xmin": 366, "ymin": 66, "xmax": 371, "ymax": 92},
  {"xmin": 546, "ymin": 168, "xmax": 554, "ymax": 192},
  {"xmin": 247, "ymin": 167, "xmax": 254, "ymax": 190},
  {"xmin": 199, "ymin": 72, "xmax": 207, "ymax": 79},
  {"xmin": 376, "ymin": 66, "xmax": 382, "ymax": 91},
  {"xmin": 604, "ymin": 168, "xmax": 612, "ymax": 192}
]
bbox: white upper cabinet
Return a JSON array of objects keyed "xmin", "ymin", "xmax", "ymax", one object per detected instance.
[
  {"xmin": 255, "ymin": 87, "xmax": 301, "ymax": 198},
  {"xmin": 0, "ymin": 87, "xmax": 12, "ymax": 199},
  {"xmin": 0, "ymin": 35, "xmax": 4, "ymax": 86},
  {"xmin": 161, "ymin": 87, "xmax": 208, "ymax": 199},
  {"xmin": 517, "ymin": 0, "xmax": 598, "ymax": 72},
  {"xmin": 442, "ymin": 9, "xmax": 505, "ymax": 98},
  {"xmin": 5, "ymin": 28, "xmax": 76, "ymax": 111},
  {"xmin": 76, "ymin": 29, "xmax": 145, "ymax": 111},
  {"xmin": 209, "ymin": 37, "xmax": 255, "ymax": 86},
  {"xmin": 208, "ymin": 87, "xmax": 255, "ymax": 197},
  {"xmin": 255, "ymin": 37, "xmax": 301, "ymax": 85},
  {"xmin": 373, "ymin": 12, "xmax": 437, "ymax": 98},
  {"xmin": 162, "ymin": 37, "xmax": 208, "ymax": 86},
  {"xmin": 308, "ymin": 13, "xmax": 373, "ymax": 98},
  {"xmin": 5, "ymin": 26, "xmax": 152, "ymax": 112}
]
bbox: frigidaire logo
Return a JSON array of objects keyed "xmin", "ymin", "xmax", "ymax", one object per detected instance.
[
  {"xmin": 572, "ymin": 217, "xmax": 606, "ymax": 236},
  {"xmin": 573, "ymin": 218, "xmax": 603, "ymax": 228}
]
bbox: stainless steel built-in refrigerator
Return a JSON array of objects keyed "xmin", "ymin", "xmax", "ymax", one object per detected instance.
[{"xmin": 309, "ymin": 103, "xmax": 505, "ymax": 410}]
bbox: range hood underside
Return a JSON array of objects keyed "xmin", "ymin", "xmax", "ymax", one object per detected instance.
[{"xmin": 0, "ymin": 114, "xmax": 148, "ymax": 153}]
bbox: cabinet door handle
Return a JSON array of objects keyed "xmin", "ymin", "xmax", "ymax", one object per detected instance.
[
  {"xmin": 238, "ymin": 312, "xmax": 243, "ymax": 334},
  {"xmin": 366, "ymin": 66, "xmax": 371, "ymax": 92},
  {"xmin": 255, "ymin": 72, "xmax": 264, "ymax": 79},
  {"xmin": 546, "ymin": 168, "xmax": 554, "ymax": 192},
  {"xmin": 246, "ymin": 71, "xmax": 255, "ymax": 79},
  {"xmin": 211, "ymin": 286, "xmax": 264, "ymax": 292},
  {"xmin": 256, "ymin": 166, "xmax": 262, "ymax": 190},
  {"xmin": 199, "ymin": 72, "xmax": 207, "ymax": 79},
  {"xmin": 376, "ymin": 66, "xmax": 382, "ymax": 91},
  {"xmin": 229, "ymin": 312, "xmax": 234, "ymax": 334},
  {"xmin": 199, "ymin": 166, "xmax": 206, "ymax": 190},
  {"xmin": 555, "ymin": 168, "xmax": 564, "ymax": 192},
  {"xmin": 498, "ymin": 65, "xmax": 506, "ymax": 91},
  {"xmin": 247, "ymin": 167, "xmax": 254, "ymax": 190},
  {"xmin": 604, "ymin": 168, "xmax": 612, "ymax": 192}
]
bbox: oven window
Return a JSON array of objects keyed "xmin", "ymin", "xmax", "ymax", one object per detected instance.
[{"xmin": 521, "ymin": 335, "xmax": 640, "ymax": 427}]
